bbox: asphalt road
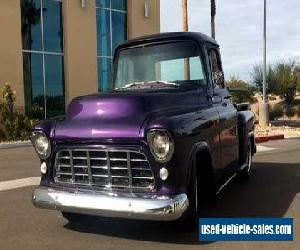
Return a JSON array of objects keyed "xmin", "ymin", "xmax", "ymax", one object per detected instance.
[{"xmin": 0, "ymin": 139, "xmax": 300, "ymax": 250}]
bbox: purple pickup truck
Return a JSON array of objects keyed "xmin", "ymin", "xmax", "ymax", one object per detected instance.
[{"xmin": 31, "ymin": 32, "xmax": 256, "ymax": 226}]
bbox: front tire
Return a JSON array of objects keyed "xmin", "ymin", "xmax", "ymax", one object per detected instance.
[
  {"xmin": 178, "ymin": 153, "xmax": 215, "ymax": 231},
  {"xmin": 177, "ymin": 169, "xmax": 199, "ymax": 231}
]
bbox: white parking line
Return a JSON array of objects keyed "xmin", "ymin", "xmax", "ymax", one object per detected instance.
[
  {"xmin": 0, "ymin": 177, "xmax": 40, "ymax": 192},
  {"xmin": 257, "ymin": 145, "xmax": 277, "ymax": 153}
]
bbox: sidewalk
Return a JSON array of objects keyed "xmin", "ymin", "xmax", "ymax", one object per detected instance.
[
  {"xmin": 0, "ymin": 140, "xmax": 31, "ymax": 149},
  {"xmin": 255, "ymin": 125, "xmax": 300, "ymax": 143}
]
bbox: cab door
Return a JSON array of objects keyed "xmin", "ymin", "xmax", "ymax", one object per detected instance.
[{"xmin": 206, "ymin": 46, "xmax": 239, "ymax": 179}]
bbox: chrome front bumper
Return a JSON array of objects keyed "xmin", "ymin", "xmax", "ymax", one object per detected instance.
[{"xmin": 32, "ymin": 187, "xmax": 189, "ymax": 221}]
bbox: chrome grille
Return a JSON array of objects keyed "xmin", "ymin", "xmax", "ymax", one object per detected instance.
[{"xmin": 54, "ymin": 149, "xmax": 154, "ymax": 191}]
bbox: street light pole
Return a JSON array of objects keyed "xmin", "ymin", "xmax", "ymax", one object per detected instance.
[
  {"xmin": 263, "ymin": 0, "xmax": 267, "ymax": 104},
  {"xmin": 259, "ymin": 0, "xmax": 269, "ymax": 127}
]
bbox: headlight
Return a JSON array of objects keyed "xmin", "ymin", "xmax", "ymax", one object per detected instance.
[
  {"xmin": 30, "ymin": 131, "xmax": 51, "ymax": 159},
  {"xmin": 147, "ymin": 130, "xmax": 174, "ymax": 163}
]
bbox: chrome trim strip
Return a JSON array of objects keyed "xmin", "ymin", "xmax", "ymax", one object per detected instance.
[
  {"xmin": 216, "ymin": 173, "xmax": 237, "ymax": 195},
  {"xmin": 127, "ymin": 151, "xmax": 132, "ymax": 189},
  {"xmin": 106, "ymin": 151, "xmax": 112, "ymax": 187},
  {"xmin": 86, "ymin": 151, "xmax": 93, "ymax": 184},
  {"xmin": 32, "ymin": 187, "xmax": 189, "ymax": 221},
  {"xmin": 69, "ymin": 150, "xmax": 75, "ymax": 184}
]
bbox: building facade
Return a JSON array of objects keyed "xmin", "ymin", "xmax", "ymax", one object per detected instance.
[{"xmin": 0, "ymin": 0, "xmax": 160, "ymax": 119}]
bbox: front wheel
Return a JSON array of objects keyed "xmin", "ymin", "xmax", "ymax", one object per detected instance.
[
  {"xmin": 178, "ymin": 157, "xmax": 215, "ymax": 231},
  {"xmin": 177, "ymin": 170, "xmax": 199, "ymax": 231}
]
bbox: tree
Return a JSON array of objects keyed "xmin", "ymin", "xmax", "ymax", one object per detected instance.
[
  {"xmin": 226, "ymin": 76, "xmax": 256, "ymax": 104},
  {"xmin": 251, "ymin": 61, "xmax": 300, "ymax": 104},
  {"xmin": 293, "ymin": 66, "xmax": 300, "ymax": 92},
  {"xmin": 182, "ymin": 0, "xmax": 190, "ymax": 80},
  {"xmin": 182, "ymin": 0, "xmax": 188, "ymax": 31},
  {"xmin": 251, "ymin": 64, "xmax": 276, "ymax": 95},
  {"xmin": 21, "ymin": 0, "xmax": 41, "ymax": 116},
  {"xmin": 211, "ymin": 0, "xmax": 216, "ymax": 39},
  {"xmin": 273, "ymin": 62, "xmax": 300, "ymax": 104}
]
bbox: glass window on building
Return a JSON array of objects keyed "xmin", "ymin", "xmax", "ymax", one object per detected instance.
[
  {"xmin": 21, "ymin": 0, "xmax": 64, "ymax": 120},
  {"xmin": 96, "ymin": 0, "xmax": 127, "ymax": 92}
]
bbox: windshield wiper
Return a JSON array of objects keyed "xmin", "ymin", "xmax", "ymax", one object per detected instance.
[
  {"xmin": 115, "ymin": 82, "xmax": 145, "ymax": 90},
  {"xmin": 147, "ymin": 81, "xmax": 179, "ymax": 87},
  {"xmin": 115, "ymin": 81, "xmax": 179, "ymax": 90}
]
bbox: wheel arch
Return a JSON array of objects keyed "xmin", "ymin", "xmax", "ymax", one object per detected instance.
[
  {"xmin": 249, "ymin": 131, "xmax": 256, "ymax": 155},
  {"xmin": 187, "ymin": 141, "xmax": 216, "ymax": 191}
]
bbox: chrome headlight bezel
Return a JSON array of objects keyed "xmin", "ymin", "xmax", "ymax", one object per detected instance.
[
  {"xmin": 30, "ymin": 131, "xmax": 51, "ymax": 160},
  {"xmin": 147, "ymin": 129, "xmax": 174, "ymax": 163}
]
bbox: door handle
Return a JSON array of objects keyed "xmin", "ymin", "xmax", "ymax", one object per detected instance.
[{"xmin": 222, "ymin": 102, "xmax": 228, "ymax": 107}]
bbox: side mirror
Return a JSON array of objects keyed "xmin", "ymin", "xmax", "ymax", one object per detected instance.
[
  {"xmin": 234, "ymin": 102, "xmax": 249, "ymax": 111},
  {"xmin": 213, "ymin": 71, "xmax": 225, "ymax": 88}
]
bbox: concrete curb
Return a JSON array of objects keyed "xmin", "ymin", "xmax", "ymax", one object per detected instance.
[
  {"xmin": 0, "ymin": 141, "xmax": 31, "ymax": 149},
  {"xmin": 256, "ymin": 134, "xmax": 285, "ymax": 144}
]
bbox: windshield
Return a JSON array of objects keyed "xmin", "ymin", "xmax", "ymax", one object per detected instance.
[{"xmin": 114, "ymin": 41, "xmax": 207, "ymax": 89}]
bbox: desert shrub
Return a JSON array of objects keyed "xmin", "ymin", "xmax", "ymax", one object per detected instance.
[
  {"xmin": 269, "ymin": 104, "xmax": 284, "ymax": 121},
  {"xmin": 0, "ymin": 83, "xmax": 38, "ymax": 141}
]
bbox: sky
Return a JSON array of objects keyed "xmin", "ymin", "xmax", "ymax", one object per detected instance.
[{"xmin": 161, "ymin": 0, "xmax": 300, "ymax": 82}]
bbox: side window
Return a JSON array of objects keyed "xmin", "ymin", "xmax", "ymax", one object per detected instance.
[{"xmin": 209, "ymin": 49, "xmax": 224, "ymax": 89}]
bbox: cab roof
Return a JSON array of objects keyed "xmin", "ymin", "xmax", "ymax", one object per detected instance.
[{"xmin": 116, "ymin": 32, "xmax": 219, "ymax": 52}]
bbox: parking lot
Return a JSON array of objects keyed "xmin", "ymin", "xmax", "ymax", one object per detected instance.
[{"xmin": 0, "ymin": 139, "xmax": 300, "ymax": 250}]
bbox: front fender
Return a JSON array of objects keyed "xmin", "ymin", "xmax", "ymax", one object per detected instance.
[
  {"xmin": 140, "ymin": 104, "xmax": 220, "ymax": 193},
  {"xmin": 32, "ymin": 120, "xmax": 57, "ymax": 139},
  {"xmin": 238, "ymin": 110, "xmax": 255, "ymax": 164}
]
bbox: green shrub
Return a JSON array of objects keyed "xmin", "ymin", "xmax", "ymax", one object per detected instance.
[
  {"xmin": 0, "ymin": 83, "xmax": 38, "ymax": 142},
  {"xmin": 269, "ymin": 104, "xmax": 284, "ymax": 120},
  {"xmin": 226, "ymin": 76, "xmax": 257, "ymax": 104},
  {"xmin": 285, "ymin": 105, "xmax": 296, "ymax": 120},
  {"xmin": 0, "ymin": 124, "xmax": 6, "ymax": 141}
]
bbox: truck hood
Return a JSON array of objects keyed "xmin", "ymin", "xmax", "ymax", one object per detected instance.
[{"xmin": 55, "ymin": 89, "xmax": 201, "ymax": 141}]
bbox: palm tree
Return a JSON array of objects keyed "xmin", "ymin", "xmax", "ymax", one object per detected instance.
[
  {"xmin": 182, "ymin": 0, "xmax": 190, "ymax": 80},
  {"xmin": 182, "ymin": 0, "xmax": 188, "ymax": 31},
  {"xmin": 21, "ymin": 0, "xmax": 41, "ymax": 50},
  {"xmin": 211, "ymin": 0, "xmax": 216, "ymax": 39},
  {"xmin": 21, "ymin": 0, "xmax": 41, "ymax": 116}
]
